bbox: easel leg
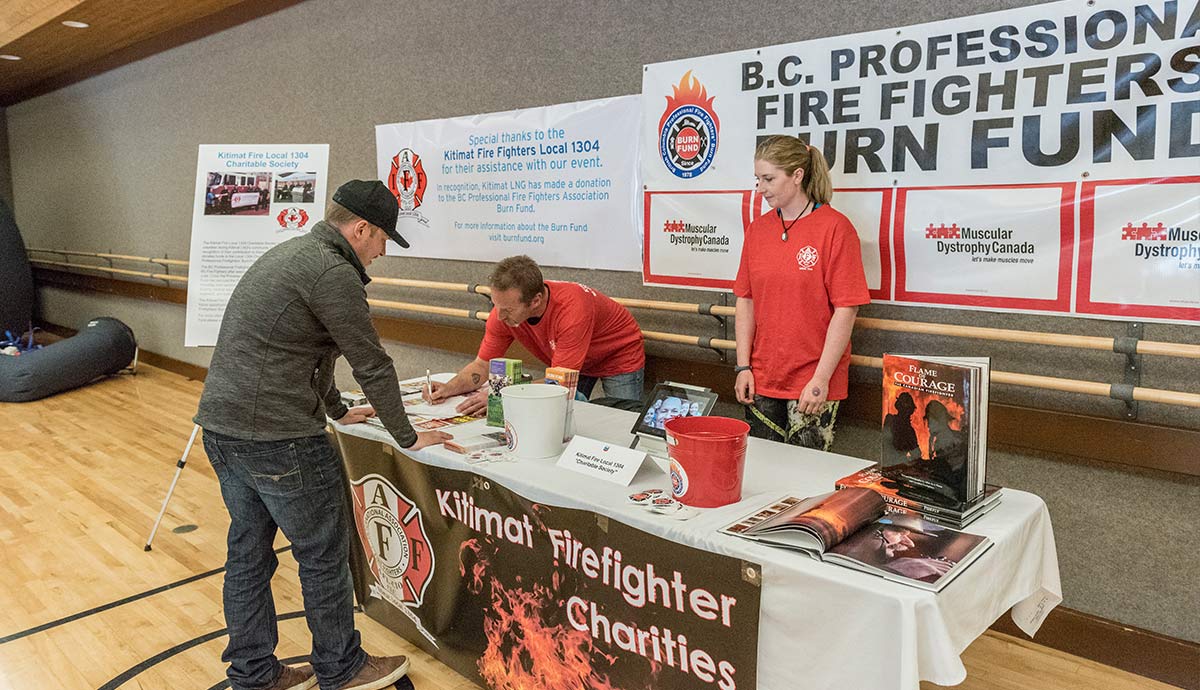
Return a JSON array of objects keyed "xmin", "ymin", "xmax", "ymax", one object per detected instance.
[{"xmin": 145, "ymin": 423, "xmax": 200, "ymax": 551}]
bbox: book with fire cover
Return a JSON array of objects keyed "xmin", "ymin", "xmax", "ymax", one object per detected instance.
[
  {"xmin": 881, "ymin": 354, "xmax": 990, "ymax": 506},
  {"xmin": 721, "ymin": 488, "xmax": 991, "ymax": 592}
]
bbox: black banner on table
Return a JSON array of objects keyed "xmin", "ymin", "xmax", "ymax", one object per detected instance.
[{"xmin": 339, "ymin": 433, "xmax": 761, "ymax": 690}]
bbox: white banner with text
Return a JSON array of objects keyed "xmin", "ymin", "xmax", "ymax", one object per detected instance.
[
  {"xmin": 641, "ymin": 0, "xmax": 1198, "ymax": 323},
  {"xmin": 376, "ymin": 96, "xmax": 642, "ymax": 271}
]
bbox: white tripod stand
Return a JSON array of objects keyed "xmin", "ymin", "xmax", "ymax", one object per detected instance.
[{"xmin": 144, "ymin": 423, "xmax": 201, "ymax": 551}]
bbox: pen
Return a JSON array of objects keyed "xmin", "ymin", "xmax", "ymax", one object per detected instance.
[{"xmin": 425, "ymin": 369, "xmax": 433, "ymax": 398}]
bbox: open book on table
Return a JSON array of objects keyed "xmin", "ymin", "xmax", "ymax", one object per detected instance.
[{"xmin": 721, "ymin": 488, "xmax": 992, "ymax": 592}]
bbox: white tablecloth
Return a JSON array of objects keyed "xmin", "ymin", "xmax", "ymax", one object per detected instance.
[{"xmin": 333, "ymin": 399, "xmax": 1061, "ymax": 690}]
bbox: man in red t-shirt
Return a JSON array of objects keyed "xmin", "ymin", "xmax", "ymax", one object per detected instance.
[{"xmin": 428, "ymin": 255, "xmax": 645, "ymax": 414}]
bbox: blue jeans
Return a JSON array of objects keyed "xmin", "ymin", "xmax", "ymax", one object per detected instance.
[
  {"xmin": 578, "ymin": 367, "xmax": 645, "ymax": 402},
  {"xmin": 203, "ymin": 430, "xmax": 367, "ymax": 690}
]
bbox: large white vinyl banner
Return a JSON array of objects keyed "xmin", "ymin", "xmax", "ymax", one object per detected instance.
[
  {"xmin": 641, "ymin": 0, "xmax": 1198, "ymax": 323},
  {"xmin": 376, "ymin": 96, "xmax": 642, "ymax": 270},
  {"xmin": 185, "ymin": 144, "xmax": 330, "ymax": 347}
]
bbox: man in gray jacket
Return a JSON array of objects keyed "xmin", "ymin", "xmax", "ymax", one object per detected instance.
[{"xmin": 195, "ymin": 179, "xmax": 449, "ymax": 690}]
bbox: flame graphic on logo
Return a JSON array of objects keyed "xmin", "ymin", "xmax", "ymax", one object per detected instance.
[
  {"xmin": 658, "ymin": 70, "xmax": 719, "ymax": 133},
  {"xmin": 459, "ymin": 529, "xmax": 657, "ymax": 690}
]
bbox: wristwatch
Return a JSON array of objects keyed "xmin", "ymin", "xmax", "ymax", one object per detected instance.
[{"xmin": 733, "ymin": 365, "xmax": 753, "ymax": 374}]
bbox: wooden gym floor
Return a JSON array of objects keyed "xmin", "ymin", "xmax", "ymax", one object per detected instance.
[{"xmin": 0, "ymin": 364, "xmax": 1177, "ymax": 690}]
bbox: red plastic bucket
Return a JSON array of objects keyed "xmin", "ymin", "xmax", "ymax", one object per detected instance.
[{"xmin": 663, "ymin": 416, "xmax": 750, "ymax": 508}]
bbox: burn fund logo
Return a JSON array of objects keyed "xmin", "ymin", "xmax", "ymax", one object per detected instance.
[
  {"xmin": 504, "ymin": 420, "xmax": 517, "ymax": 452},
  {"xmin": 658, "ymin": 70, "xmax": 720, "ymax": 179},
  {"xmin": 350, "ymin": 474, "xmax": 434, "ymax": 611},
  {"xmin": 669, "ymin": 458, "xmax": 689, "ymax": 498},
  {"xmin": 276, "ymin": 207, "xmax": 309, "ymax": 230},
  {"xmin": 387, "ymin": 148, "xmax": 430, "ymax": 226}
]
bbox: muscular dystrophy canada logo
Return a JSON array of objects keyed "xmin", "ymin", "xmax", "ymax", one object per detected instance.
[
  {"xmin": 658, "ymin": 70, "xmax": 720, "ymax": 179},
  {"xmin": 387, "ymin": 148, "xmax": 430, "ymax": 226},
  {"xmin": 662, "ymin": 218, "xmax": 732, "ymax": 253},
  {"xmin": 1120, "ymin": 221, "xmax": 1200, "ymax": 264},
  {"xmin": 350, "ymin": 474, "xmax": 435, "ymax": 611},
  {"xmin": 923, "ymin": 222, "xmax": 1036, "ymax": 264},
  {"xmin": 275, "ymin": 207, "xmax": 309, "ymax": 230}
]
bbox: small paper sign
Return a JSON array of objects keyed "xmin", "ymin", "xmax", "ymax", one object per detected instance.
[{"xmin": 556, "ymin": 436, "xmax": 649, "ymax": 486}]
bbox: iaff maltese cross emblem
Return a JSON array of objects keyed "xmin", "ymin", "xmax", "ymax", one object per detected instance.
[{"xmin": 350, "ymin": 473, "xmax": 439, "ymax": 645}]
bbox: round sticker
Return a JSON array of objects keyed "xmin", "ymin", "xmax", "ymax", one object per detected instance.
[
  {"xmin": 650, "ymin": 497, "xmax": 681, "ymax": 514},
  {"xmin": 627, "ymin": 489, "xmax": 665, "ymax": 505}
]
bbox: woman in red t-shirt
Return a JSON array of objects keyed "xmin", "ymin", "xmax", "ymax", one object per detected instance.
[{"xmin": 732, "ymin": 135, "xmax": 870, "ymax": 451}]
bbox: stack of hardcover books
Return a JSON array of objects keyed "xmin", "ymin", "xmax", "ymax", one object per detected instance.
[
  {"xmin": 835, "ymin": 465, "xmax": 1002, "ymax": 528},
  {"xmin": 878, "ymin": 354, "xmax": 992, "ymax": 512}
]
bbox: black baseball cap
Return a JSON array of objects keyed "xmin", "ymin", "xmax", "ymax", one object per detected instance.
[{"xmin": 331, "ymin": 179, "xmax": 409, "ymax": 248}]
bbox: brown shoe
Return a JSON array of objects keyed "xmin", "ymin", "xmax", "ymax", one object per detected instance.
[
  {"xmin": 335, "ymin": 654, "xmax": 410, "ymax": 690},
  {"xmin": 266, "ymin": 663, "xmax": 317, "ymax": 690}
]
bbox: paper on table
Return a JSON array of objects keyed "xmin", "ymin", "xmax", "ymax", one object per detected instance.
[{"xmin": 405, "ymin": 396, "xmax": 472, "ymax": 418}]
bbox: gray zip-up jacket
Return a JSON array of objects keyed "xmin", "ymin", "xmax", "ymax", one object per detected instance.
[{"xmin": 194, "ymin": 221, "xmax": 417, "ymax": 448}]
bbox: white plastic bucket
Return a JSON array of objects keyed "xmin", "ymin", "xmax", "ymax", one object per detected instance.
[{"xmin": 501, "ymin": 384, "xmax": 569, "ymax": 459}]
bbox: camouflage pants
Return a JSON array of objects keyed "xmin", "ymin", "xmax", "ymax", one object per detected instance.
[{"xmin": 745, "ymin": 395, "xmax": 840, "ymax": 452}]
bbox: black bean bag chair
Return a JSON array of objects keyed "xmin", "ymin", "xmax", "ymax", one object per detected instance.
[
  {"xmin": 0, "ymin": 317, "xmax": 137, "ymax": 402},
  {"xmin": 0, "ymin": 198, "xmax": 34, "ymax": 336}
]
